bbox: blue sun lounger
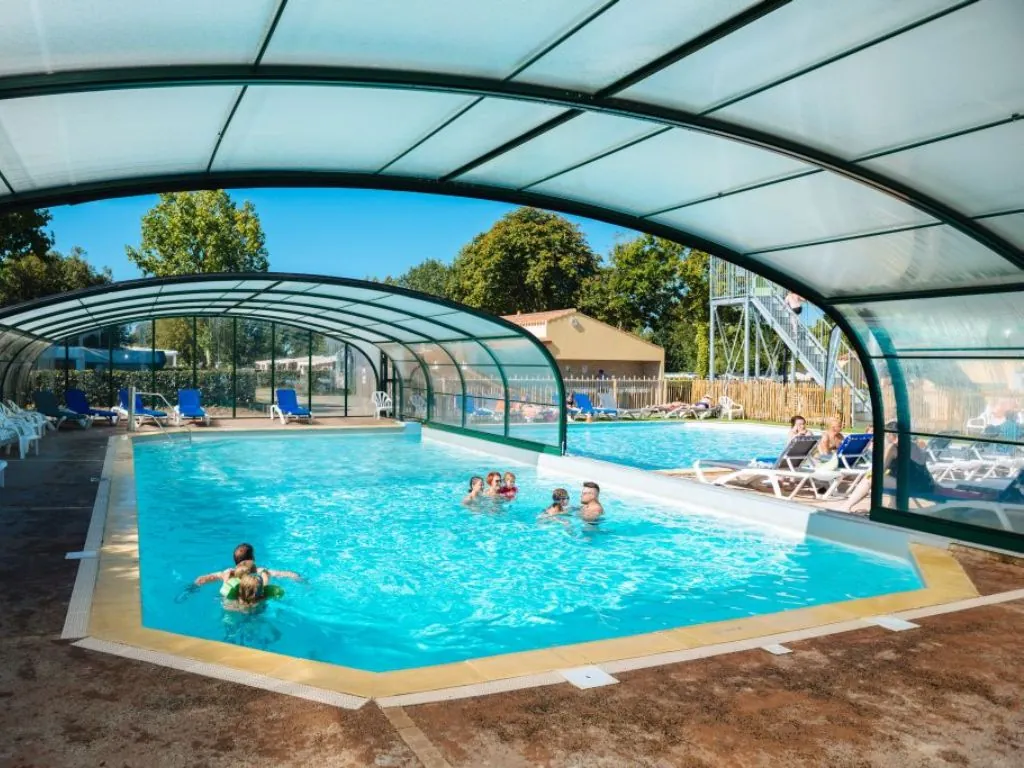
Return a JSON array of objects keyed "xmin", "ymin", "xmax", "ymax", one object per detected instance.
[
  {"xmin": 571, "ymin": 392, "xmax": 618, "ymax": 419},
  {"xmin": 34, "ymin": 390, "xmax": 91, "ymax": 429},
  {"xmin": 174, "ymin": 389, "xmax": 210, "ymax": 426},
  {"xmin": 117, "ymin": 388, "xmax": 168, "ymax": 427},
  {"xmin": 271, "ymin": 388, "xmax": 313, "ymax": 424},
  {"xmin": 65, "ymin": 388, "xmax": 119, "ymax": 425}
]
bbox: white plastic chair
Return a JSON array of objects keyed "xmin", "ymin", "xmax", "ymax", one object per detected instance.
[
  {"xmin": 719, "ymin": 395, "xmax": 744, "ymax": 420},
  {"xmin": 372, "ymin": 391, "xmax": 393, "ymax": 419}
]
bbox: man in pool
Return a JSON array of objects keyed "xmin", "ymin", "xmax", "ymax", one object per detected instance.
[
  {"xmin": 580, "ymin": 482, "xmax": 604, "ymax": 522},
  {"xmin": 193, "ymin": 542, "xmax": 302, "ymax": 588}
]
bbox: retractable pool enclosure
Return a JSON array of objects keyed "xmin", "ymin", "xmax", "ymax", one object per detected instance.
[
  {"xmin": 0, "ymin": 0, "xmax": 1021, "ymax": 547},
  {"xmin": 0, "ymin": 275, "xmax": 568, "ymax": 453}
]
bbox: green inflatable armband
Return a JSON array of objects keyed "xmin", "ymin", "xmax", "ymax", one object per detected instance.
[
  {"xmin": 220, "ymin": 577, "xmax": 240, "ymax": 600},
  {"xmin": 264, "ymin": 584, "xmax": 285, "ymax": 599}
]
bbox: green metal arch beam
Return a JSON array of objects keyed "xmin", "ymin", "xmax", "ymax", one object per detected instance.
[{"xmin": 0, "ymin": 66, "xmax": 1018, "ymax": 270}]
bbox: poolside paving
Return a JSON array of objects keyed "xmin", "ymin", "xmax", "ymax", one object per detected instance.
[{"xmin": 1, "ymin": 422, "xmax": 1022, "ymax": 767}]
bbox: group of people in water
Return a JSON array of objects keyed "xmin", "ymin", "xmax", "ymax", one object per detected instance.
[{"xmin": 462, "ymin": 470, "xmax": 605, "ymax": 523}]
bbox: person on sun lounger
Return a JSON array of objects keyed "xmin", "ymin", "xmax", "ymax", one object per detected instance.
[
  {"xmin": 192, "ymin": 542, "xmax": 302, "ymax": 588},
  {"xmin": 789, "ymin": 415, "xmax": 809, "ymax": 439}
]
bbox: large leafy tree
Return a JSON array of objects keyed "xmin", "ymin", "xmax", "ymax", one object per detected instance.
[
  {"xmin": 383, "ymin": 258, "xmax": 454, "ymax": 299},
  {"xmin": 126, "ymin": 190, "xmax": 269, "ymax": 276},
  {"xmin": 0, "ymin": 246, "xmax": 112, "ymax": 306},
  {"xmin": 579, "ymin": 235, "xmax": 685, "ymax": 334},
  {"xmin": 449, "ymin": 207, "xmax": 598, "ymax": 314},
  {"xmin": 0, "ymin": 209, "xmax": 55, "ymax": 267}
]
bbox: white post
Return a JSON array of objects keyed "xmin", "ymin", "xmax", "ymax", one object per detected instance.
[{"xmin": 127, "ymin": 385, "xmax": 137, "ymax": 432}]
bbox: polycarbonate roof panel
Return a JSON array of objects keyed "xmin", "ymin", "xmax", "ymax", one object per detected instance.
[
  {"xmin": 384, "ymin": 98, "xmax": 567, "ymax": 178},
  {"xmin": 758, "ymin": 225, "xmax": 1024, "ymax": 299},
  {"xmin": 860, "ymin": 121, "xmax": 1024, "ymax": 216},
  {"xmin": 714, "ymin": 0, "xmax": 1024, "ymax": 158},
  {"xmin": 654, "ymin": 172, "xmax": 935, "ymax": 253},
  {"xmin": 981, "ymin": 213, "xmax": 1024, "ymax": 250},
  {"xmin": 530, "ymin": 127, "xmax": 813, "ymax": 215},
  {"xmin": 262, "ymin": 0, "xmax": 605, "ymax": 78},
  {"xmin": 619, "ymin": 0, "xmax": 959, "ymax": 113},
  {"xmin": 213, "ymin": 87, "xmax": 475, "ymax": 173},
  {"xmin": 0, "ymin": 87, "xmax": 238, "ymax": 190},
  {"xmin": 460, "ymin": 113, "xmax": 658, "ymax": 189},
  {"xmin": 846, "ymin": 291, "xmax": 1024, "ymax": 353},
  {"xmin": 0, "ymin": 0, "xmax": 275, "ymax": 76},
  {"xmin": 517, "ymin": 0, "xmax": 757, "ymax": 92}
]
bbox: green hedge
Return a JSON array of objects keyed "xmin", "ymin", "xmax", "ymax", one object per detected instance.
[{"xmin": 28, "ymin": 368, "xmax": 258, "ymax": 409}]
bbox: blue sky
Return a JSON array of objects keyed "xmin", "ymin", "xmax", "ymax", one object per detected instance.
[{"xmin": 48, "ymin": 189, "xmax": 637, "ymax": 281}]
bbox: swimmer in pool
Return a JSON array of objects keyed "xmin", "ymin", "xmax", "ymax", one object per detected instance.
[
  {"xmin": 484, "ymin": 471, "xmax": 503, "ymax": 497},
  {"xmin": 192, "ymin": 542, "xmax": 302, "ymax": 589},
  {"xmin": 463, "ymin": 475, "xmax": 484, "ymax": 505},
  {"xmin": 541, "ymin": 488, "xmax": 570, "ymax": 517},
  {"xmin": 580, "ymin": 482, "xmax": 604, "ymax": 523},
  {"xmin": 499, "ymin": 471, "xmax": 518, "ymax": 500}
]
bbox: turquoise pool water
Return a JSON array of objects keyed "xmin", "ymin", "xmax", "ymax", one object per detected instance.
[{"xmin": 134, "ymin": 432, "xmax": 920, "ymax": 672}]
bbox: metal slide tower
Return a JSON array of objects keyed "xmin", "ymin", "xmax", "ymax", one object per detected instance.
[{"xmin": 708, "ymin": 257, "xmax": 870, "ymax": 420}]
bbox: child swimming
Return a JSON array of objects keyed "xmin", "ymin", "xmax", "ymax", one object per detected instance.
[
  {"xmin": 499, "ymin": 471, "xmax": 518, "ymax": 500},
  {"xmin": 462, "ymin": 475, "xmax": 484, "ymax": 505}
]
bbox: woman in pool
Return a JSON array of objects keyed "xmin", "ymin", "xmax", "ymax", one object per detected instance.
[
  {"xmin": 462, "ymin": 476, "xmax": 484, "ymax": 505},
  {"xmin": 789, "ymin": 414, "xmax": 809, "ymax": 438},
  {"xmin": 484, "ymin": 471, "xmax": 503, "ymax": 497},
  {"xmin": 499, "ymin": 471, "xmax": 518, "ymax": 500}
]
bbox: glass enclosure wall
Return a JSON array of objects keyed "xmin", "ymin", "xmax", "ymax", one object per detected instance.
[
  {"xmin": 23, "ymin": 318, "xmax": 383, "ymax": 419},
  {"xmin": 848, "ymin": 293, "xmax": 1024, "ymax": 542}
]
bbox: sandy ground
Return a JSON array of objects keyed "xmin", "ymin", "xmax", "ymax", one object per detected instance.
[{"xmin": 1, "ymin": 424, "xmax": 1022, "ymax": 767}]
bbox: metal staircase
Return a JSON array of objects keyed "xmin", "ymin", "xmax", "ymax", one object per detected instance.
[{"xmin": 709, "ymin": 257, "xmax": 871, "ymax": 419}]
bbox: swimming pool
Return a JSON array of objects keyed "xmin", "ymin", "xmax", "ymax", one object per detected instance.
[
  {"xmin": 565, "ymin": 421, "xmax": 790, "ymax": 470},
  {"xmin": 134, "ymin": 431, "xmax": 920, "ymax": 672}
]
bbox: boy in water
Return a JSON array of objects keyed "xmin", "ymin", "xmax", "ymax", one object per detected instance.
[
  {"xmin": 193, "ymin": 542, "xmax": 301, "ymax": 588},
  {"xmin": 541, "ymin": 488, "xmax": 570, "ymax": 517}
]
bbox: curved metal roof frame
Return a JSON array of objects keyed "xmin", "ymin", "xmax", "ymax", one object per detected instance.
[
  {"xmin": 0, "ymin": 0, "xmax": 1021, "ymax": 546},
  {"xmin": 0, "ymin": 274, "xmax": 569, "ymax": 452}
]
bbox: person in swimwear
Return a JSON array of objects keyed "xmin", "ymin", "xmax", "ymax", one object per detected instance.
[
  {"xmin": 463, "ymin": 475, "xmax": 484, "ymax": 505},
  {"xmin": 499, "ymin": 471, "xmax": 518, "ymax": 500},
  {"xmin": 484, "ymin": 471, "xmax": 503, "ymax": 497},
  {"xmin": 541, "ymin": 488, "xmax": 570, "ymax": 517},
  {"xmin": 193, "ymin": 542, "xmax": 301, "ymax": 588},
  {"xmin": 580, "ymin": 482, "xmax": 604, "ymax": 523}
]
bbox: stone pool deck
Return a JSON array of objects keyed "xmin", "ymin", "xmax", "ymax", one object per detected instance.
[{"xmin": 1, "ymin": 424, "xmax": 1022, "ymax": 767}]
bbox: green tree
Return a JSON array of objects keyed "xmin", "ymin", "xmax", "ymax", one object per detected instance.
[
  {"xmin": 0, "ymin": 246, "xmax": 112, "ymax": 306},
  {"xmin": 0, "ymin": 209, "xmax": 54, "ymax": 266},
  {"xmin": 383, "ymin": 258, "xmax": 454, "ymax": 299},
  {"xmin": 126, "ymin": 191, "xmax": 269, "ymax": 276},
  {"xmin": 579, "ymin": 235, "xmax": 685, "ymax": 334},
  {"xmin": 449, "ymin": 208, "xmax": 599, "ymax": 314}
]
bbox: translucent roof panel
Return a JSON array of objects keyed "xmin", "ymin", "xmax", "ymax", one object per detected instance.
[
  {"xmin": 860, "ymin": 121, "xmax": 1024, "ymax": 217},
  {"xmin": 757, "ymin": 225, "xmax": 1023, "ymax": 299},
  {"xmin": 0, "ymin": 0, "xmax": 275, "ymax": 76},
  {"xmin": 262, "ymin": 0, "xmax": 606, "ymax": 78},
  {"xmin": 712, "ymin": 0, "xmax": 1024, "ymax": 159},
  {"xmin": 0, "ymin": 88, "xmax": 238, "ymax": 191},
  {"xmin": 530, "ymin": 127, "xmax": 812, "ymax": 215},
  {"xmin": 844, "ymin": 292, "xmax": 1024, "ymax": 354},
  {"xmin": 383, "ymin": 98, "xmax": 567, "ymax": 178},
  {"xmin": 516, "ymin": 0, "xmax": 757, "ymax": 92},
  {"xmin": 619, "ymin": 0, "xmax": 959, "ymax": 113},
  {"xmin": 214, "ymin": 87, "xmax": 475, "ymax": 173},
  {"xmin": 653, "ymin": 172, "xmax": 935, "ymax": 253}
]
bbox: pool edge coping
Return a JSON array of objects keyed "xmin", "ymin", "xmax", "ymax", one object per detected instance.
[{"xmin": 74, "ymin": 429, "xmax": 982, "ymax": 704}]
